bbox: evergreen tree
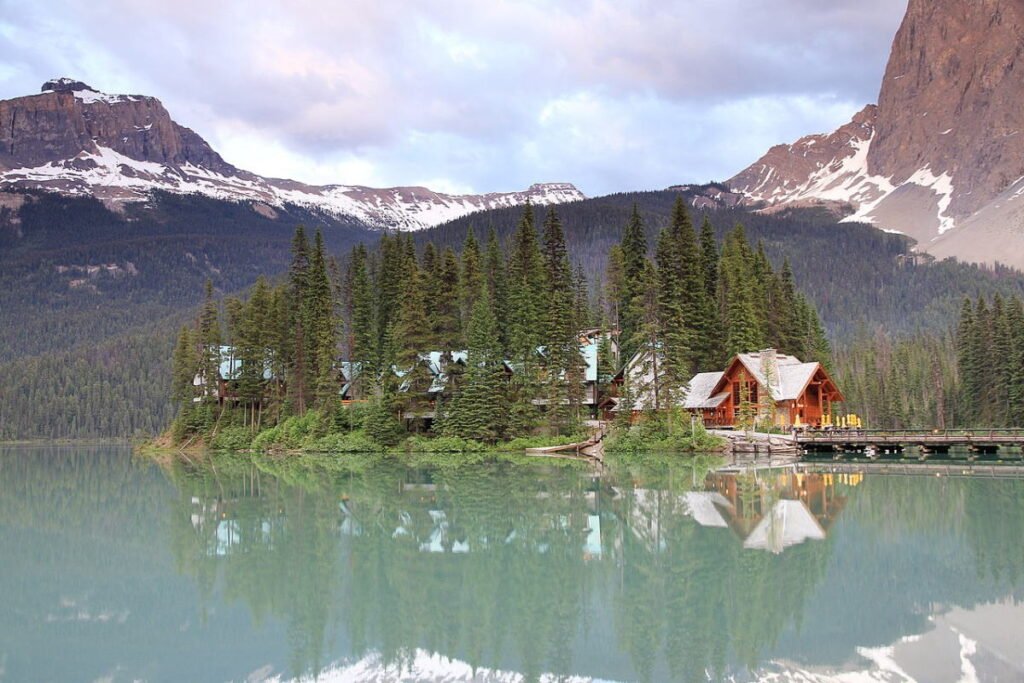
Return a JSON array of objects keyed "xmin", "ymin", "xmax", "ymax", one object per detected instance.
[
  {"xmin": 604, "ymin": 244, "xmax": 626, "ymax": 368},
  {"xmin": 307, "ymin": 231, "xmax": 340, "ymax": 411},
  {"xmin": 654, "ymin": 220, "xmax": 690, "ymax": 415},
  {"xmin": 287, "ymin": 226, "xmax": 311, "ymax": 414},
  {"xmin": 506, "ymin": 204, "xmax": 546, "ymax": 357},
  {"xmin": 444, "ymin": 292, "xmax": 508, "ymax": 442},
  {"xmin": 619, "ymin": 204, "xmax": 649, "ymax": 361},
  {"xmin": 197, "ymin": 278, "xmax": 222, "ymax": 405},
  {"xmin": 346, "ymin": 245, "xmax": 375, "ymax": 387},
  {"xmin": 540, "ymin": 207, "xmax": 577, "ymax": 432},
  {"xmin": 460, "ymin": 228, "xmax": 484, "ymax": 331},
  {"xmin": 435, "ymin": 247, "xmax": 462, "ymax": 350},
  {"xmin": 628, "ymin": 261, "xmax": 665, "ymax": 413},
  {"xmin": 719, "ymin": 227, "xmax": 762, "ymax": 356},
  {"xmin": 798, "ymin": 295, "xmax": 832, "ymax": 370},
  {"xmin": 484, "ymin": 227, "xmax": 510, "ymax": 351},
  {"xmin": 237, "ymin": 276, "xmax": 273, "ymax": 428},
  {"xmin": 392, "ymin": 258, "xmax": 433, "ymax": 426},
  {"xmin": 171, "ymin": 325, "xmax": 197, "ymax": 409},
  {"xmin": 777, "ymin": 259, "xmax": 803, "ymax": 356},
  {"xmin": 1007, "ymin": 297, "xmax": 1024, "ymax": 424},
  {"xmin": 991, "ymin": 294, "xmax": 1012, "ymax": 426},
  {"xmin": 698, "ymin": 215, "xmax": 719, "ymax": 302},
  {"xmin": 692, "ymin": 215, "xmax": 724, "ymax": 370}
]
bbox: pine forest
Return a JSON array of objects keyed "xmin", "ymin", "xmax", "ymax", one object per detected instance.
[{"xmin": 167, "ymin": 199, "xmax": 831, "ymax": 450}]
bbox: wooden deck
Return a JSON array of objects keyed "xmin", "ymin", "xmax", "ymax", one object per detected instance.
[{"xmin": 796, "ymin": 428, "xmax": 1024, "ymax": 455}]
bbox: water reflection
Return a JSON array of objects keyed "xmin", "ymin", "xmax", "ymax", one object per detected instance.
[{"xmin": 1, "ymin": 446, "xmax": 1023, "ymax": 682}]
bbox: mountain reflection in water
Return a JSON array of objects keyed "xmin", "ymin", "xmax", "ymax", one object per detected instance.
[{"xmin": 0, "ymin": 445, "xmax": 1022, "ymax": 683}]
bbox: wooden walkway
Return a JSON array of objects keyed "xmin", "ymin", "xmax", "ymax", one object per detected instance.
[{"xmin": 796, "ymin": 428, "xmax": 1024, "ymax": 455}]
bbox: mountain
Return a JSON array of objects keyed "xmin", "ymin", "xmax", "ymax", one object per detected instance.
[
  {"xmin": 727, "ymin": 0, "xmax": 1024, "ymax": 268},
  {"xmin": 0, "ymin": 78, "xmax": 583, "ymax": 231}
]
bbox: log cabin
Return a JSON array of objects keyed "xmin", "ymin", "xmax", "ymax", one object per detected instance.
[{"xmin": 684, "ymin": 349, "xmax": 843, "ymax": 428}]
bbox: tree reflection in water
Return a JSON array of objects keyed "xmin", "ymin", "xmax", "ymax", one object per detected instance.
[
  {"xmin": 3, "ymin": 446, "xmax": 1022, "ymax": 682},
  {"xmin": 163, "ymin": 453, "xmax": 862, "ymax": 681}
]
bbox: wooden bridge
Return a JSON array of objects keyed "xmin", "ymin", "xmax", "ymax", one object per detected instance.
[{"xmin": 797, "ymin": 428, "xmax": 1024, "ymax": 458}]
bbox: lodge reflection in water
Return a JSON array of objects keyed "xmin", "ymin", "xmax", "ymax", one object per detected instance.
[
  {"xmin": 186, "ymin": 466, "xmax": 851, "ymax": 562},
  {"xmin": 172, "ymin": 461, "xmax": 856, "ymax": 681},
  {"xmin": 620, "ymin": 471, "xmax": 858, "ymax": 558},
  {"xmin": 5, "ymin": 447, "xmax": 1022, "ymax": 683}
]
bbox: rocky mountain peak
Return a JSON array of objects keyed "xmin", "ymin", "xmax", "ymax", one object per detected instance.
[
  {"xmin": 41, "ymin": 78, "xmax": 95, "ymax": 93},
  {"xmin": 725, "ymin": 0, "xmax": 1024, "ymax": 267},
  {"xmin": 868, "ymin": 0, "xmax": 1024, "ymax": 218},
  {"xmin": 0, "ymin": 81, "xmax": 582, "ymax": 231}
]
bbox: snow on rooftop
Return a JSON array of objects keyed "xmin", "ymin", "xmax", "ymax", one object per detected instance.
[
  {"xmin": 683, "ymin": 371, "xmax": 725, "ymax": 409},
  {"xmin": 735, "ymin": 351, "xmax": 819, "ymax": 402}
]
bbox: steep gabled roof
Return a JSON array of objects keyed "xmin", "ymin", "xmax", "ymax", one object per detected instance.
[
  {"xmin": 684, "ymin": 372, "xmax": 726, "ymax": 409},
  {"xmin": 711, "ymin": 351, "xmax": 840, "ymax": 402}
]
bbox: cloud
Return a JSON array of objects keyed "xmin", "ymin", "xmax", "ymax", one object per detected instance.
[{"xmin": 0, "ymin": 0, "xmax": 908, "ymax": 195}]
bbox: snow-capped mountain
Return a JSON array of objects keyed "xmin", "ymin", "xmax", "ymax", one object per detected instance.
[
  {"xmin": 727, "ymin": 0, "xmax": 1024, "ymax": 268},
  {"xmin": 0, "ymin": 78, "xmax": 584, "ymax": 231}
]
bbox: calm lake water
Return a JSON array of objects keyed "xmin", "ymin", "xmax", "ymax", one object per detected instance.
[{"xmin": 2, "ymin": 445, "xmax": 1023, "ymax": 683}]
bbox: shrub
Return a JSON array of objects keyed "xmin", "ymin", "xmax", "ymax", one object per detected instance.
[
  {"xmin": 496, "ymin": 434, "xmax": 585, "ymax": 452},
  {"xmin": 364, "ymin": 399, "xmax": 405, "ymax": 446},
  {"xmin": 604, "ymin": 419, "xmax": 726, "ymax": 455},
  {"xmin": 251, "ymin": 411, "xmax": 328, "ymax": 452},
  {"xmin": 210, "ymin": 425, "xmax": 253, "ymax": 451}
]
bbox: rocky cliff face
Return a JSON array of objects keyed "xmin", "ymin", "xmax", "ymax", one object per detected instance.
[
  {"xmin": 0, "ymin": 78, "xmax": 584, "ymax": 230},
  {"xmin": 728, "ymin": 106, "xmax": 880, "ymax": 216},
  {"xmin": 869, "ymin": 0, "xmax": 1024, "ymax": 219},
  {"xmin": 1, "ymin": 78, "xmax": 234, "ymax": 174},
  {"xmin": 727, "ymin": 0, "xmax": 1024, "ymax": 266}
]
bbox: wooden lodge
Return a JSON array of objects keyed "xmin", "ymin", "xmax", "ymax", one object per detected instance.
[{"xmin": 684, "ymin": 349, "xmax": 844, "ymax": 429}]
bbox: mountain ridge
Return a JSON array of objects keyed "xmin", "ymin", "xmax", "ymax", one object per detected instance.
[
  {"xmin": 0, "ymin": 78, "xmax": 584, "ymax": 231},
  {"xmin": 726, "ymin": 0, "xmax": 1024, "ymax": 267}
]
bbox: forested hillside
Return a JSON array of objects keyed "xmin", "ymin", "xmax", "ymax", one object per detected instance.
[
  {"xmin": 0, "ymin": 191, "xmax": 373, "ymax": 363},
  {"xmin": 166, "ymin": 200, "xmax": 828, "ymax": 451},
  {"xmin": 6, "ymin": 188, "xmax": 1024, "ymax": 439},
  {"xmin": 423, "ymin": 190, "xmax": 1024, "ymax": 338},
  {"xmin": 0, "ymin": 191, "xmax": 374, "ymax": 440}
]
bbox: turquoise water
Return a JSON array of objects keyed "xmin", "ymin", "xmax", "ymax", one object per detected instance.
[{"xmin": 1, "ymin": 445, "xmax": 1022, "ymax": 682}]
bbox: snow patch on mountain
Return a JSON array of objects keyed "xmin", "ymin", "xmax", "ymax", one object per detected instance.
[
  {"xmin": 732, "ymin": 125, "xmax": 957, "ymax": 238},
  {"xmin": 2, "ymin": 80, "xmax": 584, "ymax": 231},
  {"xmin": 1, "ymin": 150, "xmax": 584, "ymax": 230}
]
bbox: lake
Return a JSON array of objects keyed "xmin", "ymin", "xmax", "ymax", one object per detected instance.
[{"xmin": 1, "ymin": 445, "xmax": 1022, "ymax": 682}]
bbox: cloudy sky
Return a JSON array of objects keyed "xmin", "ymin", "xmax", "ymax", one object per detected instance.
[{"xmin": 0, "ymin": 0, "xmax": 907, "ymax": 196}]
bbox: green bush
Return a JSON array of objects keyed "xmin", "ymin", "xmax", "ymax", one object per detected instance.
[
  {"xmin": 495, "ymin": 434, "xmax": 585, "ymax": 451},
  {"xmin": 333, "ymin": 401, "xmax": 369, "ymax": 432},
  {"xmin": 364, "ymin": 399, "xmax": 405, "ymax": 446},
  {"xmin": 605, "ymin": 418, "xmax": 726, "ymax": 455},
  {"xmin": 209, "ymin": 425, "xmax": 253, "ymax": 451},
  {"xmin": 251, "ymin": 411, "xmax": 328, "ymax": 452}
]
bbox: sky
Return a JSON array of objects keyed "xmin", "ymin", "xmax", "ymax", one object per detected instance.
[{"xmin": 0, "ymin": 0, "xmax": 908, "ymax": 197}]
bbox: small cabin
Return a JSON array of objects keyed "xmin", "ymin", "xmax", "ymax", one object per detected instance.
[
  {"xmin": 193, "ymin": 345, "xmax": 276, "ymax": 404},
  {"xmin": 685, "ymin": 349, "xmax": 843, "ymax": 429}
]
